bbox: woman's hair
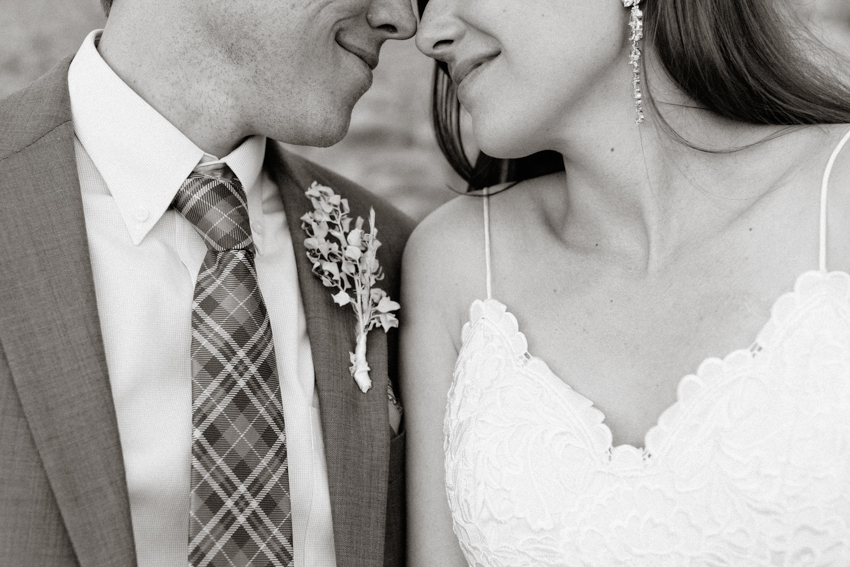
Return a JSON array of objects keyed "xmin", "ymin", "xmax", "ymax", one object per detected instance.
[{"xmin": 423, "ymin": 0, "xmax": 850, "ymax": 191}]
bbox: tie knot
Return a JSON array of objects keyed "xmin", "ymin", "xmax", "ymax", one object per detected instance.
[{"xmin": 173, "ymin": 173, "xmax": 253, "ymax": 252}]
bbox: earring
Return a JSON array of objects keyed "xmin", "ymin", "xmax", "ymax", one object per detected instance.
[{"xmin": 622, "ymin": 0, "xmax": 645, "ymax": 124}]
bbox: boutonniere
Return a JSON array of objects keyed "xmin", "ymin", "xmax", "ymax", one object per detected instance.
[{"xmin": 301, "ymin": 182, "xmax": 400, "ymax": 393}]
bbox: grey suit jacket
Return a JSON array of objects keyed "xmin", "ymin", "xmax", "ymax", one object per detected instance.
[{"xmin": 0, "ymin": 57, "xmax": 412, "ymax": 567}]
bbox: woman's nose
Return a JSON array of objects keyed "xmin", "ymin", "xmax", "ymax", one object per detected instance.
[{"xmin": 415, "ymin": 0, "xmax": 463, "ymax": 60}]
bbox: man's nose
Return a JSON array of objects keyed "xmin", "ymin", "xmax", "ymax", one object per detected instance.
[{"xmin": 367, "ymin": 0, "xmax": 418, "ymax": 40}]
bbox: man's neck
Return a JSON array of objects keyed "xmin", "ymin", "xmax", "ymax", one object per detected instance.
[{"xmin": 97, "ymin": 5, "xmax": 247, "ymax": 157}]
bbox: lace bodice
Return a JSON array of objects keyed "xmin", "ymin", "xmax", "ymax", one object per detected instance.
[
  {"xmin": 447, "ymin": 273, "xmax": 850, "ymax": 566},
  {"xmin": 444, "ymin": 130, "xmax": 850, "ymax": 566}
]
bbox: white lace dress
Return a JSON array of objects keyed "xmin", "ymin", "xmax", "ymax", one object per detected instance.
[{"xmin": 444, "ymin": 131, "xmax": 850, "ymax": 567}]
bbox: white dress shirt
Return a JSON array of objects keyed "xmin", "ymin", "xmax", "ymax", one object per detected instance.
[{"xmin": 68, "ymin": 30, "xmax": 336, "ymax": 567}]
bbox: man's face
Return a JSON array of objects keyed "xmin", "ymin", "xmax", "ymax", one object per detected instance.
[{"xmin": 195, "ymin": 0, "xmax": 417, "ymax": 147}]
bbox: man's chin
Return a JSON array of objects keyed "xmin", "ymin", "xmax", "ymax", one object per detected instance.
[
  {"xmin": 309, "ymin": 128, "xmax": 349, "ymax": 149},
  {"xmin": 274, "ymin": 111, "xmax": 353, "ymax": 148}
]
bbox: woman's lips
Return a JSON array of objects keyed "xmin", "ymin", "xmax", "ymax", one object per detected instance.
[{"xmin": 449, "ymin": 53, "xmax": 499, "ymax": 86}]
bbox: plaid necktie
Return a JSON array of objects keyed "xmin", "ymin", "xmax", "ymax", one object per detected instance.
[{"xmin": 174, "ymin": 170, "xmax": 294, "ymax": 567}]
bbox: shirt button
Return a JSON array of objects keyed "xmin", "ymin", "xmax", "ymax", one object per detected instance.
[
  {"xmin": 251, "ymin": 222, "xmax": 262, "ymax": 235},
  {"xmin": 135, "ymin": 206, "xmax": 149, "ymax": 222}
]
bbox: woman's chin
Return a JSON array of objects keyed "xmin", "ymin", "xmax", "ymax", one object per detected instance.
[{"xmin": 469, "ymin": 112, "xmax": 549, "ymax": 159}]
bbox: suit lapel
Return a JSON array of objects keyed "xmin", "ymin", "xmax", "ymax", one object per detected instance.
[
  {"xmin": 0, "ymin": 61, "xmax": 136, "ymax": 566},
  {"xmin": 267, "ymin": 143, "xmax": 391, "ymax": 567}
]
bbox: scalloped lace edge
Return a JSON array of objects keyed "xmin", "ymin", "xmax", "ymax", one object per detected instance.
[{"xmin": 458, "ymin": 269, "xmax": 850, "ymax": 464}]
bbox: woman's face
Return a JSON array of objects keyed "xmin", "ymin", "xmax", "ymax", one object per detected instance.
[{"xmin": 416, "ymin": 0, "xmax": 630, "ymax": 158}]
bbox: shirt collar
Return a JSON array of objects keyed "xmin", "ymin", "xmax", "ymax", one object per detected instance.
[{"xmin": 68, "ymin": 29, "xmax": 266, "ymax": 245}]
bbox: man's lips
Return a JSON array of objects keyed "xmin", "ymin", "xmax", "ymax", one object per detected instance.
[
  {"xmin": 338, "ymin": 41, "xmax": 379, "ymax": 71},
  {"xmin": 449, "ymin": 53, "xmax": 499, "ymax": 86}
]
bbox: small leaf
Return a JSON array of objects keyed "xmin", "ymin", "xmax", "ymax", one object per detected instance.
[
  {"xmin": 378, "ymin": 313, "xmax": 399, "ymax": 332},
  {"xmin": 305, "ymin": 182, "xmax": 322, "ymax": 198},
  {"xmin": 377, "ymin": 295, "xmax": 400, "ymax": 313},
  {"xmin": 347, "ymin": 228, "xmax": 363, "ymax": 247},
  {"xmin": 338, "ymin": 272, "xmax": 352, "ymax": 290},
  {"xmin": 345, "ymin": 245, "xmax": 362, "ymax": 261},
  {"xmin": 342, "ymin": 260, "xmax": 357, "ymax": 276},
  {"xmin": 332, "ymin": 291, "xmax": 351, "ymax": 306},
  {"xmin": 322, "ymin": 262, "xmax": 340, "ymax": 279},
  {"xmin": 314, "ymin": 221, "xmax": 329, "ymax": 240}
]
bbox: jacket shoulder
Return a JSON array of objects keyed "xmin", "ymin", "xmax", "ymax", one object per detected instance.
[{"xmin": 0, "ymin": 56, "xmax": 75, "ymax": 161}]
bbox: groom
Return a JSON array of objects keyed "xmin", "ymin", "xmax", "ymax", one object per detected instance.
[{"xmin": 0, "ymin": 0, "xmax": 415, "ymax": 565}]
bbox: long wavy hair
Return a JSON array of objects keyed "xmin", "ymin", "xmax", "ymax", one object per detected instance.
[{"xmin": 419, "ymin": 0, "xmax": 850, "ymax": 191}]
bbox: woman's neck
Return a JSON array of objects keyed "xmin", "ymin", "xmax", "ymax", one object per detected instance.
[{"xmin": 549, "ymin": 58, "xmax": 825, "ymax": 274}]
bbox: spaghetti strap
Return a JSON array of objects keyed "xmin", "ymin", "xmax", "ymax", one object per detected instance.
[
  {"xmin": 819, "ymin": 127, "xmax": 850, "ymax": 272},
  {"xmin": 483, "ymin": 187, "xmax": 493, "ymax": 300}
]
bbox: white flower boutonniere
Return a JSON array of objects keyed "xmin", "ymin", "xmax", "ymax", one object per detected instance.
[{"xmin": 301, "ymin": 182, "xmax": 400, "ymax": 393}]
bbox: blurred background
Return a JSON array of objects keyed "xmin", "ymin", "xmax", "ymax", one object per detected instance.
[
  {"xmin": 0, "ymin": 0, "xmax": 461, "ymax": 221},
  {"xmin": 3, "ymin": 0, "xmax": 849, "ymax": 221}
]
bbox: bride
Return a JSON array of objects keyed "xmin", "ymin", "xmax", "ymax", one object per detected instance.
[{"xmin": 401, "ymin": 0, "xmax": 850, "ymax": 565}]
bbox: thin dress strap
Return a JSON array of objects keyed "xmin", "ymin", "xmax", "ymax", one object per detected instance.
[
  {"xmin": 483, "ymin": 187, "xmax": 493, "ymax": 300},
  {"xmin": 819, "ymin": 128, "xmax": 850, "ymax": 271}
]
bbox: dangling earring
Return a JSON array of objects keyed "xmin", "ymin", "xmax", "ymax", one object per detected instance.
[{"xmin": 622, "ymin": 0, "xmax": 645, "ymax": 124}]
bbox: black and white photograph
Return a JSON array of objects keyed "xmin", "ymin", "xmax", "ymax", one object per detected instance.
[{"xmin": 2, "ymin": 0, "xmax": 850, "ymax": 565}]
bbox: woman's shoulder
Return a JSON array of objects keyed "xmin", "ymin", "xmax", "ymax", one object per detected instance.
[
  {"xmin": 403, "ymin": 173, "xmax": 566, "ymax": 306},
  {"xmin": 403, "ymin": 191, "xmax": 492, "ymax": 305},
  {"xmin": 812, "ymin": 124, "xmax": 850, "ymax": 197},
  {"xmin": 409, "ymin": 192, "xmax": 489, "ymax": 255},
  {"xmin": 408, "ymin": 172, "xmax": 566, "ymax": 251},
  {"xmin": 817, "ymin": 124, "xmax": 850, "ymax": 271}
]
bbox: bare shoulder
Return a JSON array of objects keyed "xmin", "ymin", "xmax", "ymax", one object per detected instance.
[
  {"xmin": 403, "ymin": 192, "xmax": 491, "ymax": 339},
  {"xmin": 823, "ymin": 123, "xmax": 850, "ymax": 171},
  {"xmin": 406, "ymin": 191, "xmax": 489, "ymax": 270},
  {"xmin": 403, "ymin": 174, "xmax": 566, "ymax": 338},
  {"xmin": 815, "ymin": 124, "xmax": 850, "ymax": 202},
  {"xmin": 407, "ymin": 171, "xmax": 566, "ymax": 260},
  {"xmin": 810, "ymin": 124, "xmax": 850, "ymax": 271}
]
